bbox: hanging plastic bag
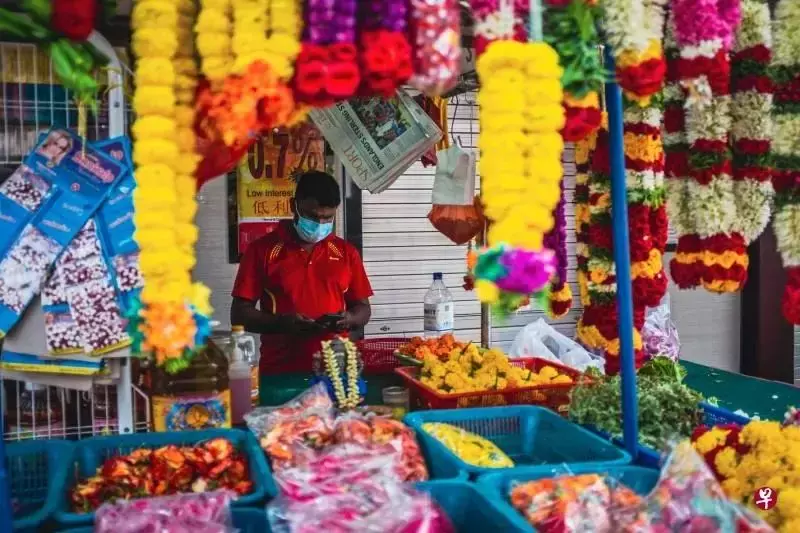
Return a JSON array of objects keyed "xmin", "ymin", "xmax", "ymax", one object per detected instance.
[
  {"xmin": 95, "ymin": 491, "xmax": 236, "ymax": 533},
  {"xmin": 509, "ymin": 318, "xmax": 605, "ymax": 373},
  {"xmin": 428, "ymin": 145, "xmax": 483, "ymax": 245},
  {"xmin": 642, "ymin": 294, "xmax": 681, "ymax": 362}
]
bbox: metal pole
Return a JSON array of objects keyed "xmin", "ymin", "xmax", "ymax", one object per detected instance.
[
  {"xmin": 0, "ymin": 362, "xmax": 11, "ymax": 533},
  {"xmin": 603, "ymin": 48, "xmax": 639, "ymax": 458}
]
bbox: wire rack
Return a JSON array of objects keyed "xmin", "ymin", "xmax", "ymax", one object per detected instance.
[{"xmin": 0, "ymin": 39, "xmax": 149, "ymax": 442}]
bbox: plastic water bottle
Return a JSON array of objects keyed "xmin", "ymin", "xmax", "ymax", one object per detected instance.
[
  {"xmin": 230, "ymin": 326, "xmax": 257, "ymax": 423},
  {"xmin": 423, "ymin": 272, "xmax": 454, "ymax": 338},
  {"xmin": 231, "ymin": 325, "xmax": 259, "ymax": 406}
]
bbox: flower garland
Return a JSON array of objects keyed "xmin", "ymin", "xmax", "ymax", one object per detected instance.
[
  {"xmin": 294, "ymin": 0, "xmax": 360, "ymax": 106},
  {"xmin": 130, "ymin": 0, "xmax": 211, "ymax": 372},
  {"xmin": 730, "ymin": 0, "xmax": 773, "ymax": 247},
  {"xmin": 543, "ymin": 0, "xmax": 604, "ymax": 142},
  {"xmin": 195, "ymin": 0, "xmax": 233, "ymax": 87},
  {"xmin": 670, "ymin": 0, "xmax": 745, "ymax": 294},
  {"xmin": 576, "ymin": 121, "xmax": 645, "ymax": 373},
  {"xmin": 692, "ymin": 421, "xmax": 800, "ymax": 532},
  {"xmin": 322, "ymin": 337, "xmax": 361, "ymax": 409},
  {"xmin": 771, "ymin": 0, "xmax": 800, "ymax": 324},
  {"xmin": 196, "ymin": 0, "xmax": 303, "ymax": 148},
  {"xmin": 603, "ymin": 0, "xmax": 667, "ymax": 105},
  {"xmin": 357, "ymin": 0, "xmax": 413, "ymax": 97},
  {"xmin": 473, "ymin": 40, "xmax": 563, "ymax": 315},
  {"xmin": 545, "ymin": 177, "xmax": 572, "ymax": 318},
  {"xmin": 574, "ymin": 118, "xmax": 598, "ymax": 310}
]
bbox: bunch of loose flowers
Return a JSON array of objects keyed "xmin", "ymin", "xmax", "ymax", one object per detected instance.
[
  {"xmin": 692, "ymin": 420, "xmax": 800, "ymax": 532},
  {"xmin": 473, "ymin": 40, "xmax": 564, "ymax": 316},
  {"xmin": 130, "ymin": 0, "xmax": 213, "ymax": 373},
  {"xmin": 771, "ymin": 0, "xmax": 800, "ymax": 324}
]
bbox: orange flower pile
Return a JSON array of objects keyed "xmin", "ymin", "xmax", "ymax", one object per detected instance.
[
  {"xmin": 71, "ymin": 439, "xmax": 252, "ymax": 512},
  {"xmin": 398, "ymin": 333, "xmax": 466, "ymax": 361}
]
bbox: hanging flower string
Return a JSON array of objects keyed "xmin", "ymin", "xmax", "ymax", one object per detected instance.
[
  {"xmin": 473, "ymin": 40, "xmax": 563, "ymax": 316},
  {"xmin": 771, "ymin": 0, "xmax": 800, "ymax": 324},
  {"xmin": 545, "ymin": 176, "xmax": 572, "ymax": 318},
  {"xmin": 670, "ymin": 0, "xmax": 744, "ymax": 294},
  {"xmin": 730, "ymin": 1, "xmax": 773, "ymax": 247},
  {"xmin": 574, "ymin": 118, "xmax": 598, "ymax": 310},
  {"xmin": 195, "ymin": 0, "xmax": 233, "ymax": 87},
  {"xmin": 293, "ymin": 0, "xmax": 360, "ymax": 106},
  {"xmin": 129, "ymin": 0, "xmax": 212, "ymax": 372},
  {"xmin": 357, "ymin": 0, "xmax": 413, "ymax": 97},
  {"xmin": 322, "ymin": 338, "xmax": 362, "ymax": 409},
  {"xmin": 576, "ymin": 120, "xmax": 645, "ymax": 373}
]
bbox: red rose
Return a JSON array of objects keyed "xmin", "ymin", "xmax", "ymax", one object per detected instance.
[
  {"xmin": 733, "ymin": 167, "xmax": 771, "ymax": 182},
  {"xmin": 732, "ymin": 44, "xmax": 770, "ymax": 64},
  {"xmin": 52, "ymin": 0, "xmax": 97, "ymax": 41},
  {"xmin": 562, "ymin": 104, "xmax": 602, "ymax": 142},
  {"xmin": 670, "ymin": 257, "xmax": 703, "ymax": 289},
  {"xmin": 665, "ymin": 151, "xmax": 688, "ymax": 179},
  {"xmin": 772, "ymin": 170, "xmax": 800, "ymax": 194},
  {"xmin": 734, "ymin": 139, "xmax": 770, "ymax": 155},
  {"xmin": 650, "ymin": 207, "xmax": 669, "ymax": 252},
  {"xmin": 617, "ymin": 58, "xmax": 667, "ymax": 99},
  {"xmin": 664, "ymin": 105, "xmax": 685, "ymax": 133},
  {"xmin": 588, "ymin": 223, "xmax": 613, "ymax": 251},
  {"xmin": 734, "ymin": 75, "xmax": 773, "ymax": 94}
]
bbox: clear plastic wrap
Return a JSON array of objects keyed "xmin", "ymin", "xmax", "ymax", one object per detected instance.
[
  {"xmin": 268, "ymin": 477, "xmax": 455, "ymax": 533},
  {"xmin": 94, "ymin": 490, "xmax": 236, "ymax": 533},
  {"xmin": 508, "ymin": 442, "xmax": 775, "ymax": 533},
  {"xmin": 642, "ymin": 295, "xmax": 681, "ymax": 362},
  {"xmin": 408, "ymin": 0, "xmax": 462, "ymax": 96},
  {"xmin": 422, "ymin": 422, "xmax": 514, "ymax": 468}
]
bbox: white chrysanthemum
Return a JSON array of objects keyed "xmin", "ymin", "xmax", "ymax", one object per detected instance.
[
  {"xmin": 623, "ymin": 106, "xmax": 662, "ymax": 127},
  {"xmin": 733, "ymin": 180, "xmax": 774, "ymax": 243},
  {"xmin": 731, "ymin": 92, "xmax": 773, "ymax": 141},
  {"xmin": 627, "ymin": 169, "xmax": 658, "ymax": 191},
  {"xmin": 666, "ymin": 179, "xmax": 693, "ymax": 236},
  {"xmin": 680, "ymin": 39, "xmax": 724, "ymax": 60},
  {"xmin": 643, "ymin": 0, "xmax": 668, "ymax": 42},
  {"xmin": 734, "ymin": 0, "xmax": 771, "ymax": 52},
  {"xmin": 685, "ymin": 177, "xmax": 736, "ymax": 238},
  {"xmin": 772, "ymin": 114, "xmax": 800, "ymax": 157},
  {"xmin": 775, "ymin": 204, "xmax": 800, "ymax": 266},
  {"xmin": 685, "ymin": 95, "xmax": 732, "ymax": 144},
  {"xmin": 773, "ymin": 0, "xmax": 800, "ymax": 67},
  {"xmin": 663, "ymin": 83, "xmax": 682, "ymax": 103},
  {"xmin": 603, "ymin": 0, "xmax": 649, "ymax": 55}
]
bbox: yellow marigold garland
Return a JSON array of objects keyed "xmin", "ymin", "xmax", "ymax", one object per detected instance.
[
  {"xmin": 131, "ymin": 0, "xmax": 212, "ymax": 372},
  {"xmin": 195, "ymin": 0, "xmax": 233, "ymax": 86},
  {"xmin": 473, "ymin": 40, "xmax": 565, "ymax": 315}
]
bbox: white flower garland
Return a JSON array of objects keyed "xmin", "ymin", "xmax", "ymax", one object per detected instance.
[{"xmin": 322, "ymin": 338, "xmax": 361, "ymax": 409}]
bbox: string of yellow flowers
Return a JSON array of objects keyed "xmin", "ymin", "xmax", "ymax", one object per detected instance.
[
  {"xmin": 473, "ymin": 40, "xmax": 565, "ymax": 315},
  {"xmin": 195, "ymin": 0, "xmax": 233, "ymax": 87},
  {"xmin": 131, "ymin": 0, "xmax": 211, "ymax": 372}
]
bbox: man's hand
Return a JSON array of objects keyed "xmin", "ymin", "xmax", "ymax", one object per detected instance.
[
  {"xmin": 287, "ymin": 314, "xmax": 324, "ymax": 335},
  {"xmin": 335, "ymin": 311, "xmax": 357, "ymax": 331}
]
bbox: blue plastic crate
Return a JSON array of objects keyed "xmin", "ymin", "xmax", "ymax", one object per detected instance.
[
  {"xmin": 54, "ymin": 428, "xmax": 277, "ymax": 528},
  {"xmin": 477, "ymin": 465, "xmax": 660, "ymax": 532},
  {"xmin": 6, "ymin": 439, "xmax": 74, "ymax": 533},
  {"xmin": 416, "ymin": 480, "xmax": 526, "ymax": 532},
  {"xmin": 404, "ymin": 406, "xmax": 631, "ymax": 479}
]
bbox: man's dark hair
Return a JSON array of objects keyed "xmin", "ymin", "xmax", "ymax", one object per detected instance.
[{"xmin": 294, "ymin": 170, "xmax": 341, "ymax": 207}]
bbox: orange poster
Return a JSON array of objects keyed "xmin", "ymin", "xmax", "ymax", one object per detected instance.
[{"xmin": 236, "ymin": 123, "xmax": 325, "ymax": 254}]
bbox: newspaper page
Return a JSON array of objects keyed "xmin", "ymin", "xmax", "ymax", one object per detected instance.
[{"xmin": 310, "ymin": 91, "xmax": 442, "ymax": 193}]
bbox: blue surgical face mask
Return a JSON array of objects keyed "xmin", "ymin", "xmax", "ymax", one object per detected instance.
[{"xmin": 295, "ymin": 214, "xmax": 333, "ymax": 243}]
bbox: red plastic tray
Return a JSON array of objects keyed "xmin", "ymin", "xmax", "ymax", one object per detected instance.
[
  {"xmin": 394, "ymin": 357, "xmax": 588, "ymax": 414},
  {"xmin": 356, "ymin": 337, "xmax": 410, "ymax": 375}
]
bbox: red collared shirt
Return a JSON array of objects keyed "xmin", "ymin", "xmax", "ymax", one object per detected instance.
[{"xmin": 232, "ymin": 221, "xmax": 373, "ymax": 374}]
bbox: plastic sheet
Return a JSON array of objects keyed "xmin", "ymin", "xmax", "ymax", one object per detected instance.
[
  {"xmin": 421, "ymin": 422, "xmax": 514, "ymax": 468},
  {"xmin": 94, "ymin": 490, "xmax": 236, "ymax": 533},
  {"xmin": 509, "ymin": 318, "xmax": 605, "ymax": 373},
  {"xmin": 642, "ymin": 295, "xmax": 681, "ymax": 362}
]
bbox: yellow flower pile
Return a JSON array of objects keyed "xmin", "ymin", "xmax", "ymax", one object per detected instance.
[
  {"xmin": 694, "ymin": 421, "xmax": 800, "ymax": 532},
  {"xmin": 422, "ymin": 422, "xmax": 514, "ymax": 468},
  {"xmin": 474, "ymin": 40, "xmax": 565, "ymax": 305},
  {"xmin": 419, "ymin": 344, "xmax": 572, "ymax": 395},
  {"xmin": 195, "ymin": 0, "xmax": 233, "ymax": 86},
  {"xmin": 131, "ymin": 0, "xmax": 211, "ymax": 366}
]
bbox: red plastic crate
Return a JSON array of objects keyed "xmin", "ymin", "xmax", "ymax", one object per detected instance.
[
  {"xmin": 356, "ymin": 337, "xmax": 410, "ymax": 374},
  {"xmin": 394, "ymin": 357, "xmax": 589, "ymax": 415}
]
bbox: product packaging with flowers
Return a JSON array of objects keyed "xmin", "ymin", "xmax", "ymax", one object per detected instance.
[{"xmin": 0, "ymin": 129, "xmax": 128, "ymax": 338}]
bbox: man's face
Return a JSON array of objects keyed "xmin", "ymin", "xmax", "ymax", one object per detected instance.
[{"xmin": 292, "ymin": 197, "xmax": 337, "ymax": 224}]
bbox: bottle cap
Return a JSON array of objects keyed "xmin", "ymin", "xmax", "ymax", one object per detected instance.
[
  {"xmin": 232, "ymin": 325, "xmax": 244, "ymax": 333},
  {"xmin": 433, "ymin": 272, "xmax": 443, "ymax": 281}
]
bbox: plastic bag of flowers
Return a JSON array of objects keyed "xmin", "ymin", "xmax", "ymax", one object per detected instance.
[
  {"xmin": 508, "ymin": 442, "xmax": 774, "ymax": 532},
  {"xmin": 94, "ymin": 490, "xmax": 236, "ymax": 533}
]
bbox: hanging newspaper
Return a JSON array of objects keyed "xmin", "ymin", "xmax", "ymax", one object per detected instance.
[{"xmin": 310, "ymin": 91, "xmax": 442, "ymax": 194}]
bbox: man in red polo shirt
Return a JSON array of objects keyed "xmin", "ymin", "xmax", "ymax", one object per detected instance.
[{"xmin": 230, "ymin": 171, "xmax": 373, "ymax": 378}]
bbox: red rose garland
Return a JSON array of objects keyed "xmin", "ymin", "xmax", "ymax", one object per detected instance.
[
  {"xmin": 357, "ymin": 0, "xmax": 413, "ymax": 97},
  {"xmin": 52, "ymin": 0, "xmax": 97, "ymax": 41}
]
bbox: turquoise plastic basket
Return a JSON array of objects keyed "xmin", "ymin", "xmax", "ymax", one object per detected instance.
[
  {"xmin": 404, "ymin": 406, "xmax": 631, "ymax": 479},
  {"xmin": 477, "ymin": 465, "xmax": 661, "ymax": 532},
  {"xmin": 56, "ymin": 507, "xmax": 271, "ymax": 533},
  {"xmin": 7, "ymin": 439, "xmax": 74, "ymax": 533},
  {"xmin": 415, "ymin": 480, "xmax": 524, "ymax": 532},
  {"xmin": 53, "ymin": 428, "xmax": 276, "ymax": 528}
]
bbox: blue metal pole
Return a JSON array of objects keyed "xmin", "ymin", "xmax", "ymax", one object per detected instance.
[{"xmin": 603, "ymin": 47, "xmax": 640, "ymax": 459}]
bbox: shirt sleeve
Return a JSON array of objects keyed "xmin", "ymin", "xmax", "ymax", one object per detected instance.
[
  {"xmin": 346, "ymin": 245, "xmax": 373, "ymax": 303},
  {"xmin": 232, "ymin": 241, "xmax": 264, "ymax": 302}
]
